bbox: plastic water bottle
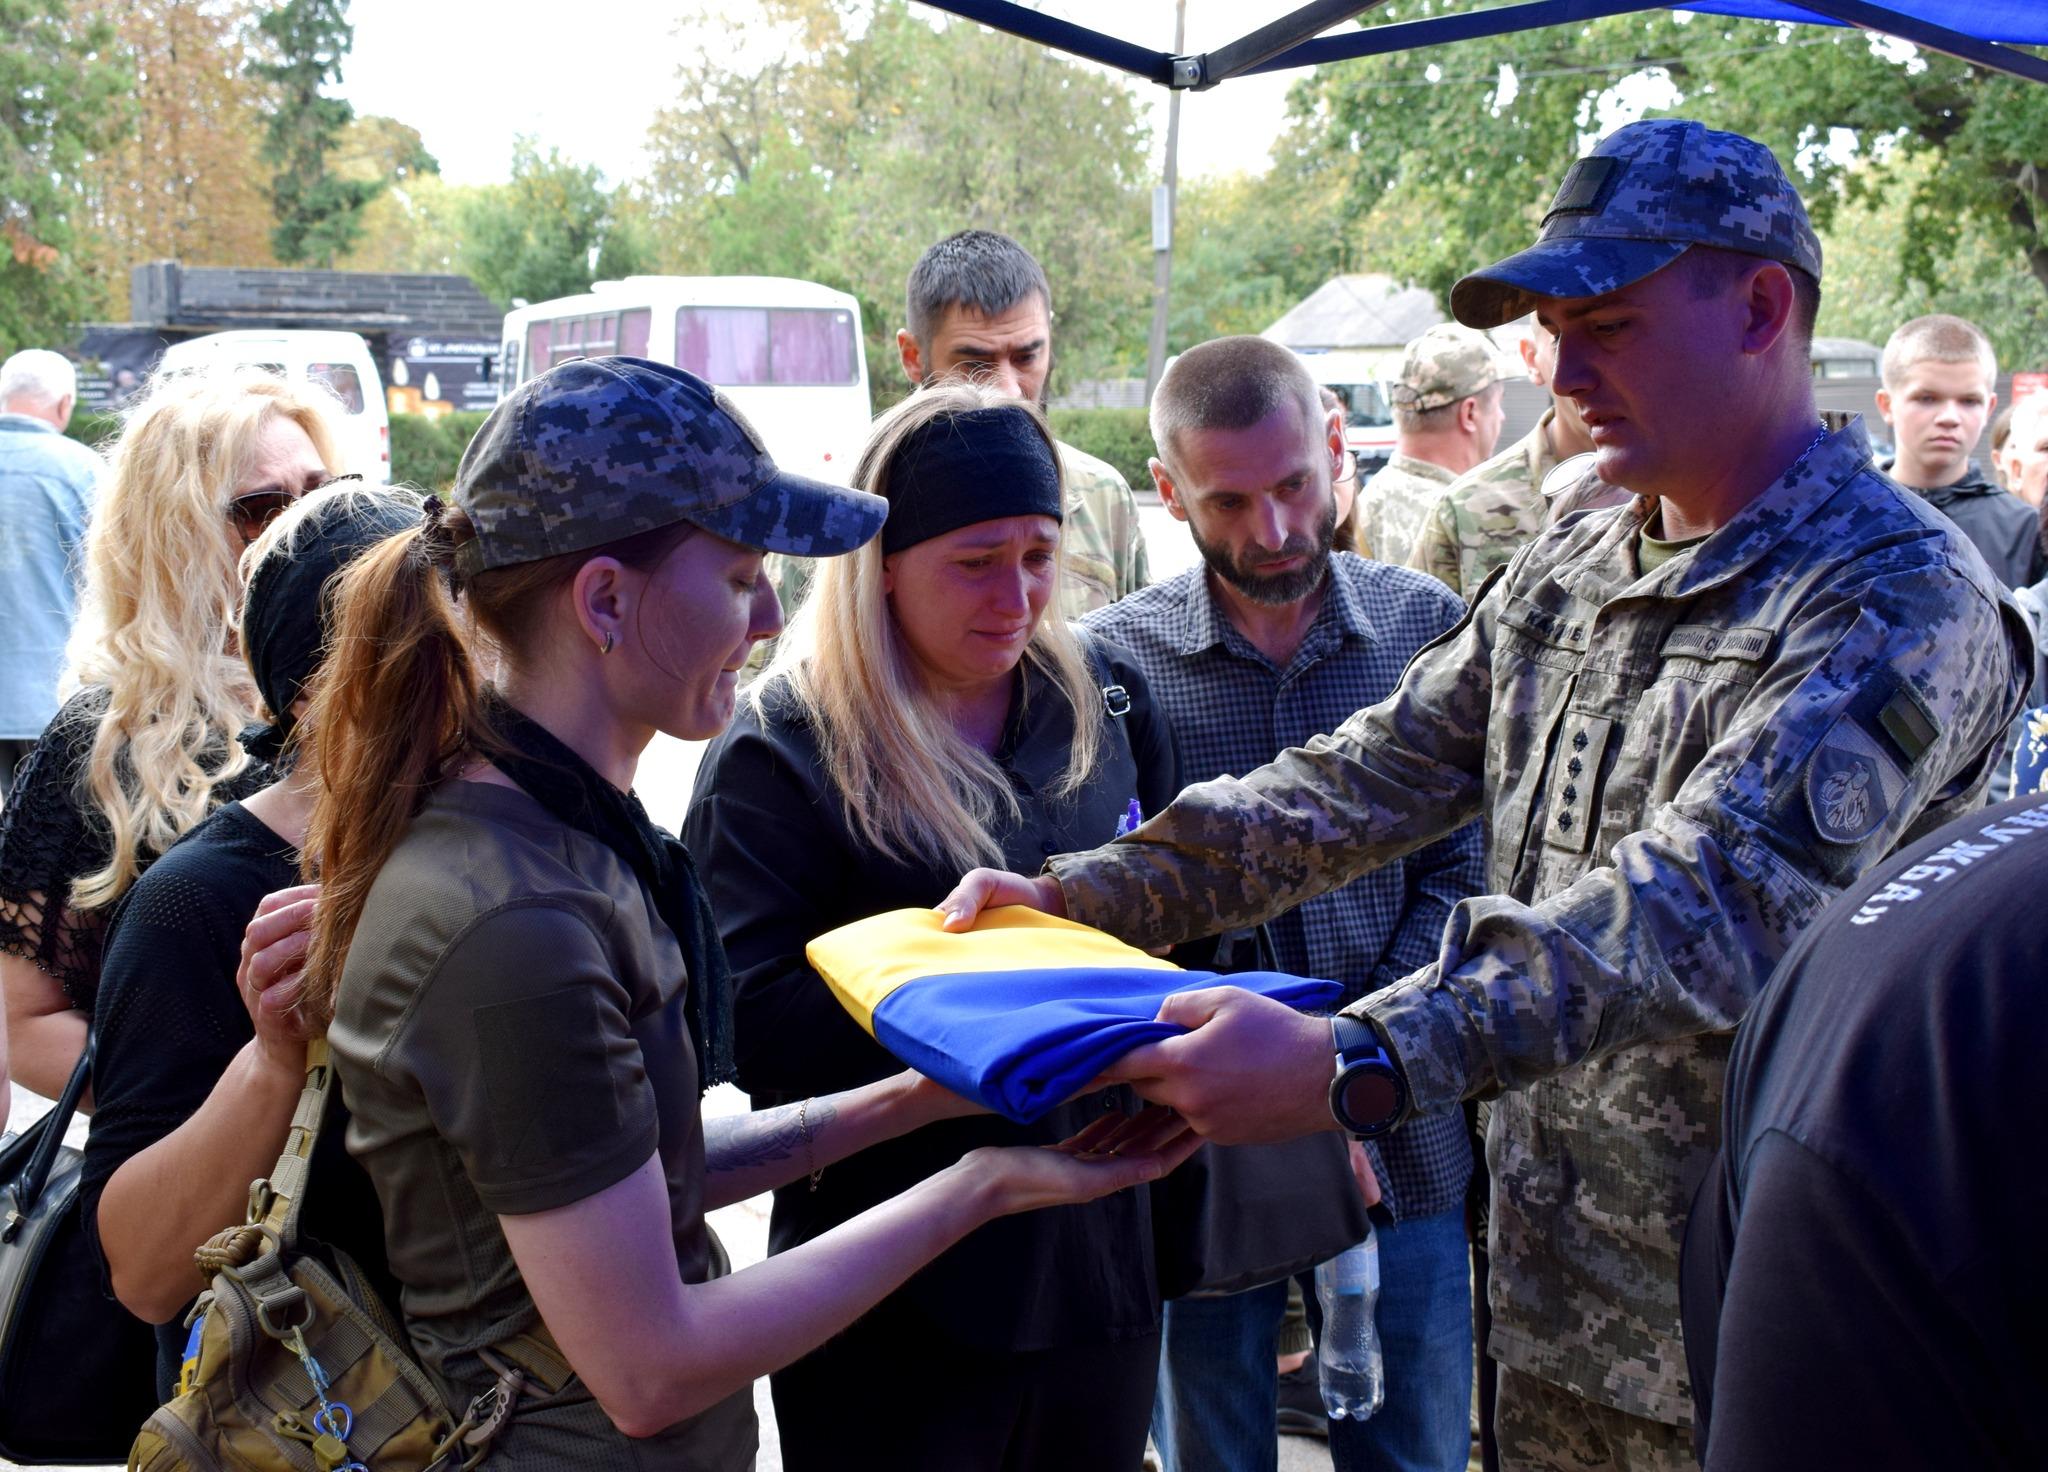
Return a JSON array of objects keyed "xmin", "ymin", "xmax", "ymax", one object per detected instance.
[{"xmin": 1313, "ymin": 1226, "xmax": 1385, "ymax": 1421}]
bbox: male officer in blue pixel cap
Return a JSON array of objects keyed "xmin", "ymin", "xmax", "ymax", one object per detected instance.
[{"xmin": 940, "ymin": 119, "xmax": 2033, "ymax": 1470}]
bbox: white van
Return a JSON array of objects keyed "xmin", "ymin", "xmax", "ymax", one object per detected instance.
[
  {"xmin": 499, "ymin": 277, "xmax": 872, "ymax": 482},
  {"xmin": 1295, "ymin": 349, "xmax": 1400, "ymax": 477},
  {"xmin": 157, "ymin": 330, "xmax": 391, "ymax": 479}
]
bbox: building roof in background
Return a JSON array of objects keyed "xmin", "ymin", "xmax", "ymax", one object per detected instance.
[{"xmin": 1262, "ymin": 274, "xmax": 1446, "ymax": 352}]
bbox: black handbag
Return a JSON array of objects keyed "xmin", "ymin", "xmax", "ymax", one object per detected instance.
[
  {"xmin": 0, "ymin": 1039, "xmax": 162, "ymax": 1462},
  {"xmin": 1151, "ymin": 927, "xmax": 1374, "ymax": 1299}
]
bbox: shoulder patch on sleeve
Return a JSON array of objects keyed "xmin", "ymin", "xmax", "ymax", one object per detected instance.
[{"xmin": 1806, "ymin": 713, "xmax": 1907, "ymax": 845}]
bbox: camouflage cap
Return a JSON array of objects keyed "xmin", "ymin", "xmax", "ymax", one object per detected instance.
[
  {"xmin": 453, "ymin": 357, "xmax": 887, "ymax": 575},
  {"xmin": 1450, "ymin": 119, "xmax": 1824, "ymax": 330},
  {"xmin": 1389, "ymin": 324, "xmax": 1506, "ymax": 411}
]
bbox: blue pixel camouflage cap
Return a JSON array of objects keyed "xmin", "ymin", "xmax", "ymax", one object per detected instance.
[
  {"xmin": 1450, "ymin": 119, "xmax": 1823, "ymax": 330},
  {"xmin": 453, "ymin": 356, "xmax": 887, "ymax": 575}
]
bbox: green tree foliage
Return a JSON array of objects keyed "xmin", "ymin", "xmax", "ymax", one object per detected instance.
[
  {"xmin": 1816, "ymin": 152, "xmax": 2048, "ymax": 372},
  {"xmin": 1302, "ymin": 4, "xmax": 2048, "ymax": 347},
  {"xmin": 460, "ymin": 139, "xmax": 649, "ymax": 307},
  {"xmin": 1167, "ymin": 124, "xmax": 1357, "ymax": 347},
  {"xmin": 644, "ymin": 1, "xmax": 1151, "ymax": 406},
  {"xmin": 0, "ymin": 0, "xmax": 133, "ymax": 353},
  {"xmin": 247, "ymin": 0, "xmax": 382, "ymax": 266}
]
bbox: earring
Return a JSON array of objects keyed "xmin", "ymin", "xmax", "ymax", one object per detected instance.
[{"xmin": 600, "ymin": 631, "xmax": 615, "ymax": 656}]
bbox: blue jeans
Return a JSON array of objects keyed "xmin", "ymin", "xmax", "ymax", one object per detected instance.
[{"xmin": 1152, "ymin": 1207, "xmax": 1473, "ymax": 1472}]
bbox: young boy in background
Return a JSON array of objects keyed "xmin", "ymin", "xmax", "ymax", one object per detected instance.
[{"xmin": 1877, "ymin": 313, "xmax": 2045, "ymax": 588}]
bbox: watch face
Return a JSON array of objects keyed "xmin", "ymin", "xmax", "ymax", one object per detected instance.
[{"xmin": 1340, "ymin": 1068, "xmax": 1399, "ymax": 1130}]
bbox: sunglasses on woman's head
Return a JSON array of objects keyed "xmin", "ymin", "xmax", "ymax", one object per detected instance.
[{"xmin": 228, "ymin": 472, "xmax": 364, "ymax": 544}]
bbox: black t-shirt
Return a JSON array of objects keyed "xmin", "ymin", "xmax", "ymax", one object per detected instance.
[
  {"xmin": 1682, "ymin": 793, "xmax": 2048, "ymax": 1470},
  {"xmin": 81, "ymin": 802, "xmax": 389, "ymax": 1391}
]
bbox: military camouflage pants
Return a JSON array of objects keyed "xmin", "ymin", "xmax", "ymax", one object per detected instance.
[{"xmin": 1495, "ymin": 1366, "xmax": 1694, "ymax": 1472}]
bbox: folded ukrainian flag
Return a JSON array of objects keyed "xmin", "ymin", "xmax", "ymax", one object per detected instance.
[{"xmin": 806, "ymin": 906, "xmax": 1344, "ymax": 1123}]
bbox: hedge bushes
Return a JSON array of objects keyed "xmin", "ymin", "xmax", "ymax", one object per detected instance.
[
  {"xmin": 64, "ymin": 411, "xmax": 123, "ymax": 451},
  {"xmin": 389, "ymin": 411, "xmax": 490, "ymax": 493},
  {"xmin": 1048, "ymin": 407, "xmax": 1156, "ymax": 492}
]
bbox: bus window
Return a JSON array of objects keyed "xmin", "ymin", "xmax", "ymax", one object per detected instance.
[
  {"xmin": 770, "ymin": 309, "xmax": 857, "ymax": 384},
  {"xmin": 619, "ymin": 309, "xmax": 651, "ymax": 359},
  {"xmin": 678, "ymin": 307, "xmax": 859, "ymax": 386},
  {"xmin": 526, "ymin": 321, "xmax": 552, "ymax": 376},
  {"xmin": 309, "ymin": 363, "xmax": 366, "ymax": 414},
  {"xmin": 678, "ymin": 307, "xmax": 771, "ymax": 384}
]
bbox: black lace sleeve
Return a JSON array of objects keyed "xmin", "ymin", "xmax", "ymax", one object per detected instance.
[
  {"xmin": 0, "ymin": 688, "xmax": 272, "ymax": 1012},
  {"xmin": 0, "ymin": 688, "xmax": 113, "ymax": 1007}
]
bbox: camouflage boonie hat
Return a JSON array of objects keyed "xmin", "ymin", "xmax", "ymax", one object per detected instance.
[
  {"xmin": 1389, "ymin": 324, "xmax": 1505, "ymax": 411},
  {"xmin": 453, "ymin": 357, "xmax": 886, "ymax": 575},
  {"xmin": 1451, "ymin": 119, "xmax": 1824, "ymax": 329}
]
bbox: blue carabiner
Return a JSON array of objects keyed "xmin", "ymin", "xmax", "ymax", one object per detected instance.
[{"xmin": 314, "ymin": 1400, "xmax": 353, "ymax": 1442}]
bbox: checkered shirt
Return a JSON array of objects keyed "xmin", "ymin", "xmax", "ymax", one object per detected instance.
[{"xmin": 1082, "ymin": 551, "xmax": 1482, "ymax": 1219}]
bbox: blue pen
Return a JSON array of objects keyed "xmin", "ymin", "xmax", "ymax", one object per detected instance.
[{"xmin": 1113, "ymin": 797, "xmax": 1143, "ymax": 839}]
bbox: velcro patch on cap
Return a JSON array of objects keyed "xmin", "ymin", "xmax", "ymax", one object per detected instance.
[
  {"xmin": 712, "ymin": 388, "xmax": 768, "ymax": 454},
  {"xmin": 1545, "ymin": 156, "xmax": 1623, "ymax": 223}
]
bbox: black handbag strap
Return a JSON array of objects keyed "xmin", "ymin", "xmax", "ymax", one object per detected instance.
[{"xmin": 2, "ymin": 1039, "xmax": 93, "ymax": 1240}]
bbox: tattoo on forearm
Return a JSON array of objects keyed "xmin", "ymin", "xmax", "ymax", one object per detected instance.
[{"xmin": 706, "ymin": 1098, "xmax": 837, "ymax": 1175}]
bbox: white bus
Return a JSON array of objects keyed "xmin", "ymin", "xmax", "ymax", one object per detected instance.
[{"xmin": 498, "ymin": 276, "xmax": 873, "ymax": 483}]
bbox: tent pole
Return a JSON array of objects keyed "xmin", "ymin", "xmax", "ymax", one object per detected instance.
[
  {"xmin": 1236, "ymin": 0, "xmax": 1668, "ymax": 77},
  {"xmin": 1783, "ymin": 0, "xmax": 2048, "ymax": 85},
  {"xmin": 1196, "ymin": 1, "xmax": 1389, "ymax": 87},
  {"xmin": 1145, "ymin": 0, "xmax": 1188, "ymax": 407},
  {"xmin": 912, "ymin": 1, "xmax": 1175, "ymax": 84}
]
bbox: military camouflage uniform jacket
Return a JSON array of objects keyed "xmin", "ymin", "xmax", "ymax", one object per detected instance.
[
  {"xmin": 757, "ymin": 438, "xmax": 1150, "ymax": 643},
  {"xmin": 1046, "ymin": 421, "xmax": 2029, "ymax": 1426},
  {"xmin": 1409, "ymin": 410, "xmax": 1560, "ymax": 599},
  {"xmin": 1363, "ymin": 452, "xmax": 1457, "ymax": 572}
]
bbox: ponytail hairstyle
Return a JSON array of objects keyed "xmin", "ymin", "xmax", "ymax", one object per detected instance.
[{"xmin": 298, "ymin": 499, "xmax": 697, "ymax": 1023}]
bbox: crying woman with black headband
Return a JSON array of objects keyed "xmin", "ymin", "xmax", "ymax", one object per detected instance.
[{"xmin": 686, "ymin": 381, "xmax": 1184, "ymax": 1471}]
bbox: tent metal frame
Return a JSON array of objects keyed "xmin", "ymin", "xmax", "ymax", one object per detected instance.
[{"xmin": 917, "ymin": 0, "xmax": 2048, "ymax": 89}]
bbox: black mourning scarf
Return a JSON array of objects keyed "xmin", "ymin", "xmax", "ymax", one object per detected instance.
[{"xmin": 484, "ymin": 694, "xmax": 736, "ymax": 1092}]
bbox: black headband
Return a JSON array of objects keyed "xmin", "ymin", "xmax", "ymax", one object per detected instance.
[
  {"xmin": 238, "ymin": 491, "xmax": 427, "ymax": 765},
  {"xmin": 879, "ymin": 405, "xmax": 1063, "ymax": 554}
]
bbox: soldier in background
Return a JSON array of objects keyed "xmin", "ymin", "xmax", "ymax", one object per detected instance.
[
  {"xmin": 760, "ymin": 230, "xmax": 1148, "ymax": 636},
  {"xmin": 1360, "ymin": 325, "xmax": 1505, "ymax": 569},
  {"xmin": 938, "ymin": 120, "xmax": 2030, "ymax": 1471},
  {"xmin": 1408, "ymin": 323, "xmax": 1595, "ymax": 599}
]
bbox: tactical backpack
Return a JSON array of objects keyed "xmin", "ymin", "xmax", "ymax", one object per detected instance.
[{"xmin": 128, "ymin": 1039, "xmax": 571, "ymax": 1472}]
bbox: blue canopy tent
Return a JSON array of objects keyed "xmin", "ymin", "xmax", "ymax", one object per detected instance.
[{"xmin": 915, "ymin": 1, "xmax": 2048, "ymax": 90}]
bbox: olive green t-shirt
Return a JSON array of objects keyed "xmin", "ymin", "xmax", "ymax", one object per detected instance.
[{"xmin": 329, "ymin": 780, "xmax": 755, "ymax": 1468}]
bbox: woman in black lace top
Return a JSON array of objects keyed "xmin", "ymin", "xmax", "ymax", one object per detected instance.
[{"xmin": 0, "ymin": 366, "xmax": 349, "ymax": 1098}]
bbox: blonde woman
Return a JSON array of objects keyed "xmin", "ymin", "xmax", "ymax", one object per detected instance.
[
  {"xmin": 683, "ymin": 383, "xmax": 1183, "ymax": 1471},
  {"xmin": 0, "ymin": 365, "xmax": 349, "ymax": 1098}
]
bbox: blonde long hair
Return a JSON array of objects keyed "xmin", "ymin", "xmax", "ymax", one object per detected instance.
[
  {"xmin": 61, "ymin": 366, "xmax": 345, "ymax": 912},
  {"xmin": 758, "ymin": 384, "xmax": 1105, "ymax": 873}
]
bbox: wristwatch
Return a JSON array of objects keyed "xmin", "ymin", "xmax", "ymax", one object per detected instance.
[{"xmin": 1328, "ymin": 1014, "xmax": 1408, "ymax": 1138}]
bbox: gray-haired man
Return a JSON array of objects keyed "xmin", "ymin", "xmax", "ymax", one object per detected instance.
[
  {"xmin": 1361, "ymin": 325, "xmax": 1506, "ymax": 569},
  {"xmin": 0, "ymin": 349, "xmax": 99, "ymax": 798}
]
